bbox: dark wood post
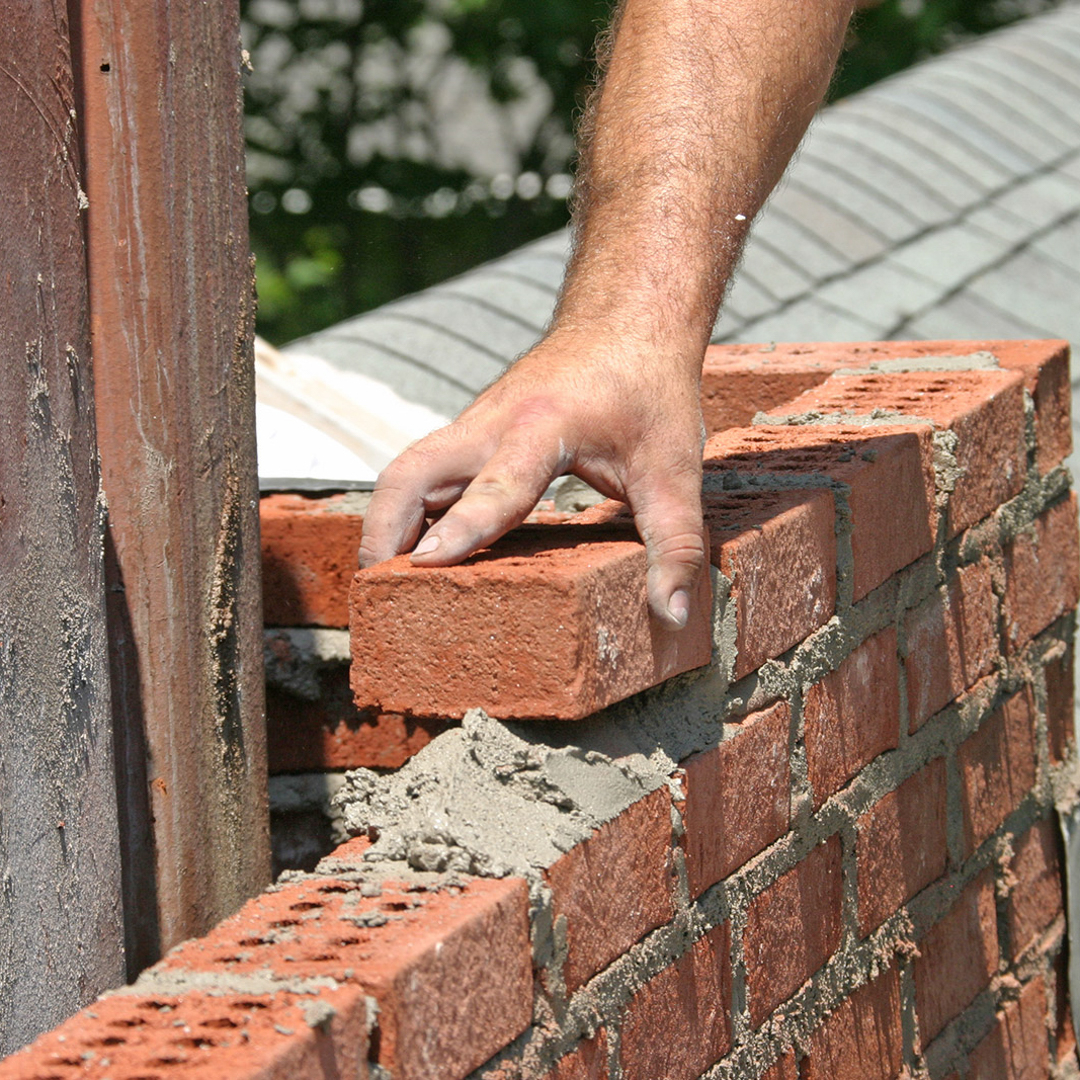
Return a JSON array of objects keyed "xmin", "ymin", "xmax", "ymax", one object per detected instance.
[
  {"xmin": 0, "ymin": 2, "xmax": 125, "ymax": 1052},
  {"xmin": 75, "ymin": 0, "xmax": 270, "ymax": 973}
]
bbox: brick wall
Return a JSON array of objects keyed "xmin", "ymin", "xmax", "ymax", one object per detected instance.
[{"xmin": 4, "ymin": 339, "xmax": 1077, "ymax": 1080}]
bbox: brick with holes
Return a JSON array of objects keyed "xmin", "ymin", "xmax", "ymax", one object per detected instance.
[
  {"xmin": 703, "ymin": 424, "xmax": 935, "ymax": 602},
  {"xmin": 0, "ymin": 988, "xmax": 370, "ymax": 1080},
  {"xmin": 153, "ymin": 874, "xmax": 532, "ymax": 1080}
]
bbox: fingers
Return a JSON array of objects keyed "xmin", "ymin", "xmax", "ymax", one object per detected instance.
[
  {"xmin": 625, "ymin": 457, "xmax": 707, "ymax": 627},
  {"xmin": 410, "ymin": 421, "xmax": 569, "ymax": 565},
  {"xmin": 357, "ymin": 427, "xmax": 489, "ymax": 568}
]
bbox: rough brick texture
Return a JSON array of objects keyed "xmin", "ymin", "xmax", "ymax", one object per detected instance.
[
  {"xmin": 1003, "ymin": 495, "xmax": 1080, "ymax": 654},
  {"xmin": 543, "ymin": 1034, "xmax": 609, "ymax": 1080},
  {"xmin": 800, "ymin": 967, "xmax": 904, "ymax": 1080},
  {"xmin": 619, "ymin": 925, "xmax": 732, "ymax": 1080},
  {"xmin": 350, "ymin": 525, "xmax": 712, "ymax": 720},
  {"xmin": 546, "ymin": 788, "xmax": 674, "ymax": 991},
  {"xmin": 705, "ymin": 489, "xmax": 837, "ymax": 678},
  {"xmin": 857, "ymin": 758, "xmax": 948, "ymax": 936},
  {"xmin": 959, "ymin": 687, "xmax": 1037, "ymax": 856},
  {"xmin": 967, "ymin": 977, "xmax": 1050, "ymax": 1080},
  {"xmin": 768, "ymin": 368, "xmax": 1027, "ymax": 535},
  {"xmin": 904, "ymin": 558, "xmax": 999, "ymax": 730},
  {"xmin": 0, "ymin": 989, "xmax": 371, "ymax": 1080},
  {"xmin": 915, "ymin": 869, "xmax": 1000, "ymax": 1047},
  {"xmin": 704, "ymin": 423, "xmax": 935, "ymax": 601},
  {"xmin": 804, "ymin": 628, "xmax": 901, "ymax": 807},
  {"xmin": 1045, "ymin": 647, "xmax": 1075, "ymax": 764},
  {"xmin": 262, "ymin": 491, "xmax": 369, "ymax": 627},
  {"xmin": 744, "ymin": 836, "xmax": 844, "ymax": 1027},
  {"xmin": 159, "ymin": 876, "xmax": 532, "ymax": 1080},
  {"xmin": 680, "ymin": 700, "xmax": 791, "ymax": 898},
  {"xmin": 1008, "ymin": 818, "xmax": 1064, "ymax": 959}
]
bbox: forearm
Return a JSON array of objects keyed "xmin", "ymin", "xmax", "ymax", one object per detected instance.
[{"xmin": 556, "ymin": 0, "xmax": 856, "ymax": 361}]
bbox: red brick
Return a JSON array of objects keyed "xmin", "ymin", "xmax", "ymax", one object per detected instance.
[
  {"xmin": 1003, "ymin": 496, "xmax": 1080, "ymax": 655},
  {"xmin": 904, "ymin": 559, "xmax": 999, "ymax": 731},
  {"xmin": 967, "ymin": 977, "xmax": 1050, "ymax": 1080},
  {"xmin": 350, "ymin": 523, "xmax": 712, "ymax": 721},
  {"xmin": 262, "ymin": 491, "xmax": 368, "ymax": 627},
  {"xmin": 801, "ymin": 967, "xmax": 903, "ymax": 1080},
  {"xmin": 992, "ymin": 339, "xmax": 1072, "ymax": 474},
  {"xmin": 766, "ymin": 368, "xmax": 1026, "ymax": 536},
  {"xmin": 958, "ymin": 687, "xmax": 1037, "ymax": 856},
  {"xmin": 708, "ymin": 339, "xmax": 1070, "ymax": 473},
  {"xmin": 706, "ymin": 489, "xmax": 837, "ymax": 679},
  {"xmin": 760, "ymin": 1050, "xmax": 799, "ymax": 1080},
  {"xmin": 681, "ymin": 701, "xmax": 791, "ymax": 898},
  {"xmin": 156, "ymin": 874, "xmax": 532, "ymax": 1080},
  {"xmin": 267, "ymin": 682, "xmax": 449, "ymax": 772},
  {"xmin": 804, "ymin": 628, "xmax": 901, "ymax": 807},
  {"xmin": 857, "ymin": 758, "xmax": 948, "ymax": 937},
  {"xmin": 914, "ymin": 869, "xmax": 999, "ymax": 1047},
  {"xmin": 572, "ymin": 487, "xmax": 837, "ymax": 679},
  {"xmin": 0, "ymin": 987, "xmax": 370, "ymax": 1080},
  {"xmin": 547, "ymin": 788, "xmax": 674, "ymax": 991},
  {"xmin": 619, "ymin": 925, "xmax": 732, "ymax": 1080},
  {"xmin": 543, "ymin": 1033, "xmax": 609, "ymax": 1080},
  {"xmin": 1045, "ymin": 647, "xmax": 1075, "ymax": 764},
  {"xmin": 704, "ymin": 424, "xmax": 935, "ymax": 601},
  {"xmin": 744, "ymin": 835, "xmax": 844, "ymax": 1027},
  {"xmin": 1008, "ymin": 818, "xmax": 1064, "ymax": 960}
]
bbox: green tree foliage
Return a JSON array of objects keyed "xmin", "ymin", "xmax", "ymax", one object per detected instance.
[{"xmin": 243, "ymin": 0, "xmax": 1058, "ymax": 343}]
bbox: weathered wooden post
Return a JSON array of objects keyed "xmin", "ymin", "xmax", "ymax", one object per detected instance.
[
  {"xmin": 0, "ymin": 4, "xmax": 125, "ymax": 1052},
  {"xmin": 75, "ymin": 0, "xmax": 270, "ymax": 973}
]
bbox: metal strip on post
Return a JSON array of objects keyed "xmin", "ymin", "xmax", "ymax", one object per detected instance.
[
  {"xmin": 74, "ymin": 0, "xmax": 270, "ymax": 973},
  {"xmin": 0, "ymin": 2, "xmax": 125, "ymax": 1052}
]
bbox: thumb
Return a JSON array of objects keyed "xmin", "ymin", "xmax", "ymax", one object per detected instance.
[{"xmin": 626, "ymin": 465, "xmax": 707, "ymax": 628}]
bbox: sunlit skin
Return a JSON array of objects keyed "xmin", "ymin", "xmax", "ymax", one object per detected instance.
[{"xmin": 358, "ymin": 0, "xmax": 858, "ymax": 627}]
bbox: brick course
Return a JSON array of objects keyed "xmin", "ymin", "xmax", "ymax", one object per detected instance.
[
  {"xmin": 744, "ymin": 835, "xmax": 844, "ymax": 1027},
  {"xmin": 804, "ymin": 628, "xmax": 901, "ymax": 807}
]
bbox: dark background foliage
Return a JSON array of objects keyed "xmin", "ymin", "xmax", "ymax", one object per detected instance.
[{"xmin": 242, "ymin": 0, "xmax": 1057, "ymax": 344}]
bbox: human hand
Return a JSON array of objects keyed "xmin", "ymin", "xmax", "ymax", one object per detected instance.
[{"xmin": 357, "ymin": 329, "xmax": 707, "ymax": 628}]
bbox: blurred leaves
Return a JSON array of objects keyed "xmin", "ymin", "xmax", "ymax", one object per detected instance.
[{"xmin": 243, "ymin": 0, "xmax": 1060, "ymax": 343}]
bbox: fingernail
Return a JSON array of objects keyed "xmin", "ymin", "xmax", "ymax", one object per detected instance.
[
  {"xmin": 413, "ymin": 534, "xmax": 441, "ymax": 557},
  {"xmin": 667, "ymin": 589, "xmax": 690, "ymax": 629}
]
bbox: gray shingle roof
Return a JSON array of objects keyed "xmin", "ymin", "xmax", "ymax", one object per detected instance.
[{"xmin": 286, "ymin": 0, "xmax": 1080, "ymax": 419}]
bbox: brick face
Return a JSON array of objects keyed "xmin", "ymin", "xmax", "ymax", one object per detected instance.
[
  {"xmin": 800, "ymin": 967, "xmax": 904, "ymax": 1080},
  {"xmin": 680, "ymin": 701, "xmax": 791, "ymax": 898},
  {"xmin": 0, "ymin": 988, "xmax": 372, "ymax": 1080},
  {"xmin": 915, "ymin": 869, "xmax": 1000, "ymax": 1047},
  {"xmin": 350, "ymin": 525, "xmax": 713, "ymax": 720},
  {"xmin": 1003, "ymin": 495, "xmax": 1080, "ymax": 655},
  {"xmin": 804, "ymin": 628, "xmax": 901, "ymax": 807},
  {"xmin": 857, "ymin": 758, "xmax": 948, "ymax": 937},
  {"xmin": 764, "ymin": 368, "xmax": 1027, "ymax": 537},
  {"xmin": 544, "ymin": 1033, "xmax": 609, "ymax": 1080},
  {"xmin": 1008, "ymin": 818, "xmax": 1064, "ymax": 959},
  {"xmin": 1044, "ymin": 647, "xmax": 1075, "ymax": 764},
  {"xmin": 967, "ymin": 977, "xmax": 1050, "ymax": 1080},
  {"xmin": 704, "ymin": 424, "xmax": 935, "ymax": 602},
  {"xmin": 619, "ymin": 925, "xmax": 732, "ymax": 1080},
  {"xmin": 706, "ymin": 489, "xmax": 837, "ymax": 679},
  {"xmin": 156, "ymin": 876, "xmax": 532, "ymax": 1080},
  {"xmin": 760, "ymin": 1050, "xmax": 799, "ymax": 1080},
  {"xmin": 547, "ymin": 788, "xmax": 675, "ymax": 991},
  {"xmin": 958, "ymin": 687, "xmax": 1037, "ymax": 856},
  {"xmin": 904, "ymin": 559, "xmax": 999, "ymax": 731},
  {"xmin": 262, "ymin": 491, "xmax": 369, "ymax": 627},
  {"xmin": 744, "ymin": 836, "xmax": 844, "ymax": 1027}
]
